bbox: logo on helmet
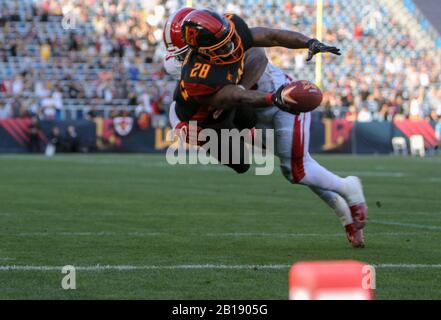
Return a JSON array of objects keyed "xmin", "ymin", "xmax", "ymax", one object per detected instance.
[{"xmin": 185, "ymin": 27, "xmax": 199, "ymax": 47}]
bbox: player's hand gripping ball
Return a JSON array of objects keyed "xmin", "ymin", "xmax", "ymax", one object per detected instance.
[{"xmin": 272, "ymin": 80, "xmax": 323, "ymax": 114}]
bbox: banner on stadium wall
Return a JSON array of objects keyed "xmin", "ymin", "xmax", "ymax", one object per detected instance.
[
  {"xmin": 95, "ymin": 117, "xmax": 395, "ymax": 154},
  {"xmin": 0, "ymin": 119, "xmax": 96, "ymax": 153},
  {"xmin": 0, "ymin": 117, "xmax": 437, "ymax": 154}
]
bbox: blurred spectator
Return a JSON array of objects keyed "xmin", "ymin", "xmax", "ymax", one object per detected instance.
[
  {"xmin": 0, "ymin": 0, "xmax": 439, "ymax": 126},
  {"xmin": 86, "ymin": 106, "xmax": 99, "ymax": 120},
  {"xmin": 435, "ymin": 117, "xmax": 441, "ymax": 153},
  {"xmin": 52, "ymin": 85, "xmax": 64, "ymax": 110},
  {"xmin": 65, "ymin": 125, "xmax": 80, "ymax": 152},
  {"xmin": 345, "ymin": 105, "xmax": 358, "ymax": 122},
  {"xmin": 12, "ymin": 75, "xmax": 23, "ymax": 95},
  {"xmin": 48, "ymin": 126, "xmax": 62, "ymax": 152},
  {"xmin": 0, "ymin": 101, "xmax": 11, "ymax": 119},
  {"xmin": 409, "ymin": 89, "xmax": 425, "ymax": 120},
  {"xmin": 40, "ymin": 40, "xmax": 51, "ymax": 62},
  {"xmin": 27, "ymin": 117, "xmax": 42, "ymax": 153},
  {"xmin": 358, "ymin": 107, "xmax": 373, "ymax": 122},
  {"xmin": 40, "ymin": 95, "xmax": 57, "ymax": 120}
]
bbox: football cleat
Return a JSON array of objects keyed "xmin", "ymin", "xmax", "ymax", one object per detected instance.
[
  {"xmin": 345, "ymin": 224, "xmax": 365, "ymax": 248},
  {"xmin": 350, "ymin": 203, "xmax": 368, "ymax": 230}
]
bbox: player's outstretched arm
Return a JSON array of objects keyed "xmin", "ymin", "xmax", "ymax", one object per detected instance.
[
  {"xmin": 195, "ymin": 83, "xmax": 287, "ymax": 111},
  {"xmin": 240, "ymin": 47, "xmax": 268, "ymax": 89},
  {"xmin": 195, "ymin": 85, "xmax": 270, "ymax": 110},
  {"xmin": 250, "ymin": 27, "xmax": 341, "ymax": 61},
  {"xmin": 193, "ymin": 48, "xmax": 271, "ymax": 110}
]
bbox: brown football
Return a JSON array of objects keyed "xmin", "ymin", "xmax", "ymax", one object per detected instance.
[{"xmin": 281, "ymin": 80, "xmax": 323, "ymax": 113}]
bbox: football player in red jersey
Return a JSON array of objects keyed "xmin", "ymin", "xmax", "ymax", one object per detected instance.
[
  {"xmin": 164, "ymin": 8, "xmax": 266, "ymax": 174},
  {"xmin": 163, "ymin": 9, "xmax": 367, "ymax": 248}
]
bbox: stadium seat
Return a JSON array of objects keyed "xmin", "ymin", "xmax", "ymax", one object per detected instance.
[
  {"xmin": 410, "ymin": 135, "xmax": 426, "ymax": 157},
  {"xmin": 0, "ymin": 0, "xmax": 439, "ymax": 123},
  {"xmin": 392, "ymin": 137, "xmax": 408, "ymax": 155}
]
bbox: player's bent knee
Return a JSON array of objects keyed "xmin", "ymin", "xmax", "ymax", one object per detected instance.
[{"xmin": 280, "ymin": 165, "xmax": 297, "ymax": 184}]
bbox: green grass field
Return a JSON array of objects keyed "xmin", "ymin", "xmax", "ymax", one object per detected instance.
[{"xmin": 0, "ymin": 154, "xmax": 440, "ymax": 299}]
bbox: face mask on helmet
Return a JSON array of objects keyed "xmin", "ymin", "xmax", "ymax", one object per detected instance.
[
  {"xmin": 163, "ymin": 54, "xmax": 183, "ymax": 79},
  {"xmin": 167, "ymin": 47, "xmax": 187, "ymax": 61},
  {"xmin": 214, "ymin": 40, "xmax": 234, "ymax": 56},
  {"xmin": 197, "ymin": 21, "xmax": 244, "ymax": 65},
  {"xmin": 163, "ymin": 7, "xmax": 195, "ymax": 62}
]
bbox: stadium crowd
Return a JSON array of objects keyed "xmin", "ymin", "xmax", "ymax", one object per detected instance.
[
  {"xmin": 0, "ymin": 0, "xmax": 176, "ymax": 125},
  {"xmin": 0, "ymin": 0, "xmax": 440, "ymax": 126}
]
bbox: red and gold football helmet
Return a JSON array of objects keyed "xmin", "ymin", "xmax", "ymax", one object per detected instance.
[{"xmin": 181, "ymin": 9, "xmax": 244, "ymax": 65}]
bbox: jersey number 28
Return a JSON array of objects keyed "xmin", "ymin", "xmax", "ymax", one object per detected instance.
[{"xmin": 190, "ymin": 63, "xmax": 211, "ymax": 79}]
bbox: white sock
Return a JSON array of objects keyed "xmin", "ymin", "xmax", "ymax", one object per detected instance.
[
  {"xmin": 300, "ymin": 155, "xmax": 347, "ymax": 197},
  {"xmin": 309, "ymin": 187, "xmax": 353, "ymax": 227}
]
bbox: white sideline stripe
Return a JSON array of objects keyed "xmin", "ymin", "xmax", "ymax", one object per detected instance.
[
  {"xmin": 1, "ymin": 264, "xmax": 441, "ymax": 272},
  {"xmin": 370, "ymin": 220, "xmax": 441, "ymax": 231},
  {"xmin": 1, "ymin": 156, "xmax": 417, "ymax": 176},
  {"xmin": 10, "ymin": 232, "xmax": 419, "ymax": 237},
  {"xmin": 4, "ymin": 157, "xmax": 223, "ymax": 170}
]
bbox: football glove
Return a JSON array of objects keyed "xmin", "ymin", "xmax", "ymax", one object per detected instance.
[
  {"xmin": 306, "ymin": 39, "xmax": 341, "ymax": 62},
  {"xmin": 270, "ymin": 84, "xmax": 300, "ymax": 115}
]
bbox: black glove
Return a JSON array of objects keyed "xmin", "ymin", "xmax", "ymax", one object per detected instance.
[
  {"xmin": 306, "ymin": 39, "xmax": 341, "ymax": 62},
  {"xmin": 271, "ymin": 84, "xmax": 300, "ymax": 115},
  {"xmin": 271, "ymin": 84, "xmax": 287, "ymax": 109}
]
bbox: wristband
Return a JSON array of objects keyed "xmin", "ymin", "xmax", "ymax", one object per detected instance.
[{"xmin": 265, "ymin": 93, "xmax": 273, "ymax": 106}]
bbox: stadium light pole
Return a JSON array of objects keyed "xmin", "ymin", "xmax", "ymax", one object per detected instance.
[{"xmin": 315, "ymin": 0, "xmax": 324, "ymax": 89}]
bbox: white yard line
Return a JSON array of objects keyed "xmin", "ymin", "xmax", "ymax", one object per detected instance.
[
  {"xmin": 376, "ymin": 264, "xmax": 441, "ymax": 269},
  {"xmin": 15, "ymin": 232, "xmax": 165, "ymax": 237},
  {"xmin": 335, "ymin": 171, "xmax": 408, "ymax": 177},
  {"xmin": 0, "ymin": 264, "xmax": 289, "ymax": 271},
  {"xmin": 1, "ymin": 264, "xmax": 441, "ymax": 272},
  {"xmin": 205, "ymin": 232, "xmax": 419, "ymax": 237},
  {"xmin": 370, "ymin": 220, "xmax": 441, "ymax": 231}
]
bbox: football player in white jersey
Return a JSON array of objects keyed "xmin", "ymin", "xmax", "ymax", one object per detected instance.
[{"xmin": 162, "ymin": 8, "xmax": 367, "ymax": 248}]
